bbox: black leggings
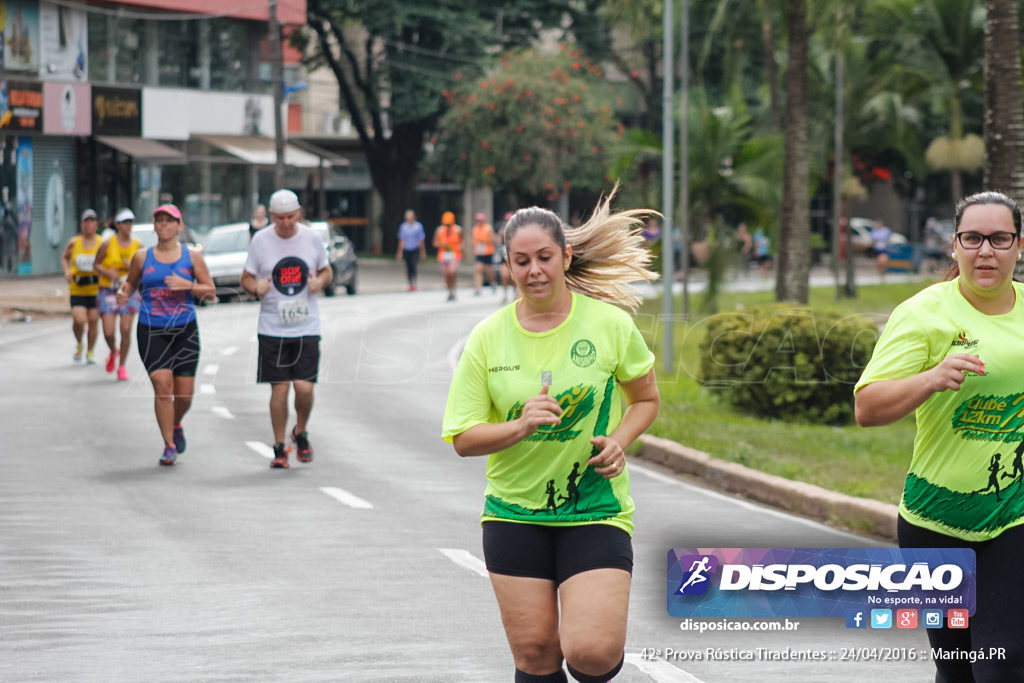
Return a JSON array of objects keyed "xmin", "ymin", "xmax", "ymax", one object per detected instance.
[
  {"xmin": 402, "ymin": 250, "xmax": 420, "ymax": 284},
  {"xmin": 898, "ymin": 516, "xmax": 1024, "ymax": 682}
]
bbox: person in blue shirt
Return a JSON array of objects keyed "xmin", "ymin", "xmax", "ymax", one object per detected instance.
[
  {"xmin": 396, "ymin": 209, "xmax": 427, "ymax": 291},
  {"xmin": 118, "ymin": 204, "xmax": 215, "ymax": 466}
]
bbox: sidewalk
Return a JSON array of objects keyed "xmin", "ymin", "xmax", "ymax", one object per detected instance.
[
  {"xmin": 0, "ymin": 256, "xmax": 483, "ymax": 316},
  {"xmin": 0, "ymin": 255, "xmax": 917, "ymax": 316}
]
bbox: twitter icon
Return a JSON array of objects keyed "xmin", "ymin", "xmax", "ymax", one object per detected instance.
[{"xmin": 870, "ymin": 609, "xmax": 893, "ymax": 629}]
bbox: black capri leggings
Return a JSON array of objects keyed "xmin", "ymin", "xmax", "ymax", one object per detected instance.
[{"xmin": 898, "ymin": 516, "xmax": 1024, "ymax": 683}]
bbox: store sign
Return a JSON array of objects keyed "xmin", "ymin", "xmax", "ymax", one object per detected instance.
[
  {"xmin": 42, "ymin": 82, "xmax": 89, "ymax": 134},
  {"xmin": 92, "ymin": 86, "xmax": 140, "ymax": 136},
  {"xmin": 0, "ymin": 1, "xmax": 40, "ymax": 72},
  {"xmin": 0, "ymin": 80, "xmax": 43, "ymax": 131},
  {"xmin": 39, "ymin": 1, "xmax": 88, "ymax": 82}
]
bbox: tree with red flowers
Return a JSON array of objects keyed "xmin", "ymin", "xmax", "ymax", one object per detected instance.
[{"xmin": 424, "ymin": 47, "xmax": 622, "ymax": 205}]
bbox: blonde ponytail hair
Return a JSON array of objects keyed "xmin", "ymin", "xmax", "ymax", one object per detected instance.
[{"xmin": 503, "ymin": 189, "xmax": 659, "ymax": 311}]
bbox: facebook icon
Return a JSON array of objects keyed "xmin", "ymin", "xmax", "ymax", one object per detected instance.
[{"xmin": 845, "ymin": 609, "xmax": 866, "ymax": 629}]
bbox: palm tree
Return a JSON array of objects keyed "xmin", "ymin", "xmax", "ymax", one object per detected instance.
[
  {"xmin": 869, "ymin": 0, "xmax": 985, "ymax": 202},
  {"xmin": 983, "ymin": 0, "xmax": 1024, "ymax": 198},
  {"xmin": 776, "ymin": 0, "xmax": 811, "ymax": 303}
]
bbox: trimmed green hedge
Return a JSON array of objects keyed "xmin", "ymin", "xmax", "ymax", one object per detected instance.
[{"xmin": 697, "ymin": 304, "xmax": 879, "ymax": 424}]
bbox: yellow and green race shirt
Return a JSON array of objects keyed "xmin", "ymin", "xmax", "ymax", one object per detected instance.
[
  {"xmin": 442, "ymin": 292, "xmax": 654, "ymax": 535},
  {"xmin": 855, "ymin": 279, "xmax": 1024, "ymax": 541}
]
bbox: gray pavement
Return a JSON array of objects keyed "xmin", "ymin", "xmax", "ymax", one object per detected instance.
[{"xmin": 0, "ymin": 255, "xmax": 931, "ymax": 541}]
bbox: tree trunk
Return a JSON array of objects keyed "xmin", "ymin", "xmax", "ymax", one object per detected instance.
[
  {"xmin": 984, "ymin": 0, "xmax": 1024, "ymax": 201},
  {"xmin": 776, "ymin": 0, "xmax": 811, "ymax": 304}
]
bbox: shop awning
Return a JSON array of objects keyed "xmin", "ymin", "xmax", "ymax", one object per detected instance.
[
  {"xmin": 198, "ymin": 135, "xmax": 326, "ymax": 169},
  {"xmin": 97, "ymin": 136, "xmax": 186, "ymax": 163}
]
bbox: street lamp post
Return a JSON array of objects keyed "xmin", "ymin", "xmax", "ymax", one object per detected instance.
[{"xmin": 269, "ymin": 0, "xmax": 286, "ymax": 188}]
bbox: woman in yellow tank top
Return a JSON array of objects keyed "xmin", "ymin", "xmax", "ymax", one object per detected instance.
[
  {"xmin": 60, "ymin": 209, "xmax": 102, "ymax": 363},
  {"xmin": 95, "ymin": 208, "xmax": 142, "ymax": 380}
]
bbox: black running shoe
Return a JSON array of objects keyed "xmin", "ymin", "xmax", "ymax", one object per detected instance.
[
  {"xmin": 292, "ymin": 427, "xmax": 313, "ymax": 463},
  {"xmin": 173, "ymin": 424, "xmax": 186, "ymax": 454},
  {"xmin": 270, "ymin": 442, "xmax": 289, "ymax": 469}
]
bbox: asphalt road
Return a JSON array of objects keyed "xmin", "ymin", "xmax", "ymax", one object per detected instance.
[{"xmin": 0, "ymin": 287, "xmax": 936, "ymax": 682}]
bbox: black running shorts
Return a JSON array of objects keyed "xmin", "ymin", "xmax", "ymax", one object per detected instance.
[
  {"xmin": 69, "ymin": 295, "xmax": 97, "ymax": 309},
  {"xmin": 137, "ymin": 321, "xmax": 200, "ymax": 376},
  {"xmin": 257, "ymin": 334, "xmax": 320, "ymax": 383},
  {"xmin": 482, "ymin": 521, "xmax": 633, "ymax": 585}
]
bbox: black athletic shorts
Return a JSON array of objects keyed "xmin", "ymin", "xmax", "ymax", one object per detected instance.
[
  {"xmin": 482, "ymin": 521, "xmax": 633, "ymax": 585},
  {"xmin": 69, "ymin": 295, "xmax": 97, "ymax": 309},
  {"xmin": 137, "ymin": 320, "xmax": 200, "ymax": 376},
  {"xmin": 257, "ymin": 334, "xmax": 320, "ymax": 383}
]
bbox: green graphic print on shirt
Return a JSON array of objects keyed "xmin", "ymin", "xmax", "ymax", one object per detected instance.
[
  {"xmin": 485, "ymin": 376, "xmax": 621, "ymax": 521},
  {"xmin": 903, "ymin": 392, "xmax": 1024, "ymax": 536}
]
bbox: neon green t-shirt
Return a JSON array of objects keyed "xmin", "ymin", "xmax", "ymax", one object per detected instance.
[
  {"xmin": 855, "ymin": 279, "xmax": 1024, "ymax": 541},
  {"xmin": 442, "ymin": 292, "xmax": 655, "ymax": 535}
]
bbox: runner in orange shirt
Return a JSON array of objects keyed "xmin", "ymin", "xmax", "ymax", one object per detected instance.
[
  {"xmin": 433, "ymin": 211, "xmax": 463, "ymax": 301},
  {"xmin": 472, "ymin": 212, "xmax": 497, "ymax": 296}
]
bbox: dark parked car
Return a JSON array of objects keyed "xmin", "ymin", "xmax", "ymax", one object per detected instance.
[{"xmin": 310, "ymin": 221, "xmax": 357, "ymax": 296}]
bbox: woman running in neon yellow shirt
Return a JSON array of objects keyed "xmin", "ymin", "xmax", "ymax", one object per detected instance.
[
  {"xmin": 856, "ymin": 190, "xmax": 1024, "ymax": 682},
  {"xmin": 443, "ymin": 192, "xmax": 659, "ymax": 683}
]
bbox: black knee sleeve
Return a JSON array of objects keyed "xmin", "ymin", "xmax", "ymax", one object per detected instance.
[
  {"xmin": 566, "ymin": 654, "xmax": 624, "ymax": 682},
  {"xmin": 515, "ymin": 669, "xmax": 568, "ymax": 683}
]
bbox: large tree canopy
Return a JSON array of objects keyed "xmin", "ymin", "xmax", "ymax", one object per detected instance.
[
  {"xmin": 425, "ymin": 47, "xmax": 622, "ymax": 205},
  {"xmin": 302, "ymin": 0, "xmax": 605, "ymax": 253}
]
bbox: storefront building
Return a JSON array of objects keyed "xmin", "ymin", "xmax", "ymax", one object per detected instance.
[{"xmin": 0, "ymin": 0, "xmax": 357, "ymax": 277}]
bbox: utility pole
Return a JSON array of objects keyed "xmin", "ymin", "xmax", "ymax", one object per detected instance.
[
  {"xmin": 661, "ymin": 0, "xmax": 674, "ymax": 375},
  {"xmin": 269, "ymin": 0, "xmax": 286, "ymax": 188}
]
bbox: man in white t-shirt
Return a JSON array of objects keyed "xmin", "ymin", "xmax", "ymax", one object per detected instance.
[{"xmin": 241, "ymin": 189, "xmax": 332, "ymax": 469}]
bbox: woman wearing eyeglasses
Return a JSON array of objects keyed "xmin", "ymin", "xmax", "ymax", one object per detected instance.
[{"xmin": 855, "ymin": 190, "xmax": 1024, "ymax": 682}]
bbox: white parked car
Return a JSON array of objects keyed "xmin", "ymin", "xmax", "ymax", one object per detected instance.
[
  {"xmin": 200, "ymin": 222, "xmax": 251, "ymax": 302},
  {"xmin": 848, "ymin": 217, "xmax": 908, "ymax": 254}
]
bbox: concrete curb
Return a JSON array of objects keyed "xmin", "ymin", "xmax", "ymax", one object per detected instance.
[{"xmin": 635, "ymin": 434, "xmax": 898, "ymax": 540}]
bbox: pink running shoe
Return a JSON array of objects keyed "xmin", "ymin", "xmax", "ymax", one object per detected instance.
[
  {"xmin": 117, "ymin": 366, "xmax": 129, "ymax": 381},
  {"xmin": 105, "ymin": 350, "xmax": 119, "ymax": 373}
]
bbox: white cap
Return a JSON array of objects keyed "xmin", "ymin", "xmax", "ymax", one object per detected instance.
[
  {"xmin": 268, "ymin": 189, "xmax": 301, "ymax": 214},
  {"xmin": 115, "ymin": 208, "xmax": 135, "ymax": 222}
]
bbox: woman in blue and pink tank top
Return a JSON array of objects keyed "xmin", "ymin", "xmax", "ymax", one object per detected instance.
[{"xmin": 118, "ymin": 204, "xmax": 215, "ymax": 466}]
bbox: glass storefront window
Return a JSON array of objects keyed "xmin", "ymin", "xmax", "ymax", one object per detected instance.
[{"xmin": 87, "ymin": 13, "xmax": 255, "ymax": 92}]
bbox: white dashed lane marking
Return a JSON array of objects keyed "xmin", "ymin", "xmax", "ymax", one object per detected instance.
[
  {"xmin": 200, "ymin": 384, "xmax": 215, "ymax": 395},
  {"xmin": 320, "ymin": 486, "xmax": 374, "ymax": 509},
  {"xmin": 246, "ymin": 441, "xmax": 274, "ymax": 459},
  {"xmin": 624, "ymin": 653, "xmax": 707, "ymax": 682},
  {"xmin": 211, "ymin": 406, "xmax": 234, "ymax": 419},
  {"xmin": 438, "ymin": 548, "xmax": 488, "ymax": 578},
  {"xmin": 203, "ymin": 364, "xmax": 219, "ymax": 376}
]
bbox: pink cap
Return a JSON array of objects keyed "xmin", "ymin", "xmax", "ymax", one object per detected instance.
[
  {"xmin": 153, "ymin": 204, "xmax": 182, "ymax": 221},
  {"xmin": 475, "ymin": 212, "xmax": 486, "ymax": 221}
]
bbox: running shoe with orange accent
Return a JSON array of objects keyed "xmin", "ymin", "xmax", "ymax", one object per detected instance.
[
  {"xmin": 292, "ymin": 427, "xmax": 313, "ymax": 463},
  {"xmin": 270, "ymin": 443, "xmax": 289, "ymax": 469},
  {"xmin": 86, "ymin": 350, "xmax": 96, "ymax": 365},
  {"xmin": 73, "ymin": 343, "xmax": 83, "ymax": 361},
  {"xmin": 173, "ymin": 424, "xmax": 186, "ymax": 453},
  {"xmin": 159, "ymin": 443, "xmax": 177, "ymax": 466},
  {"xmin": 117, "ymin": 366, "xmax": 129, "ymax": 381},
  {"xmin": 105, "ymin": 350, "xmax": 119, "ymax": 373}
]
